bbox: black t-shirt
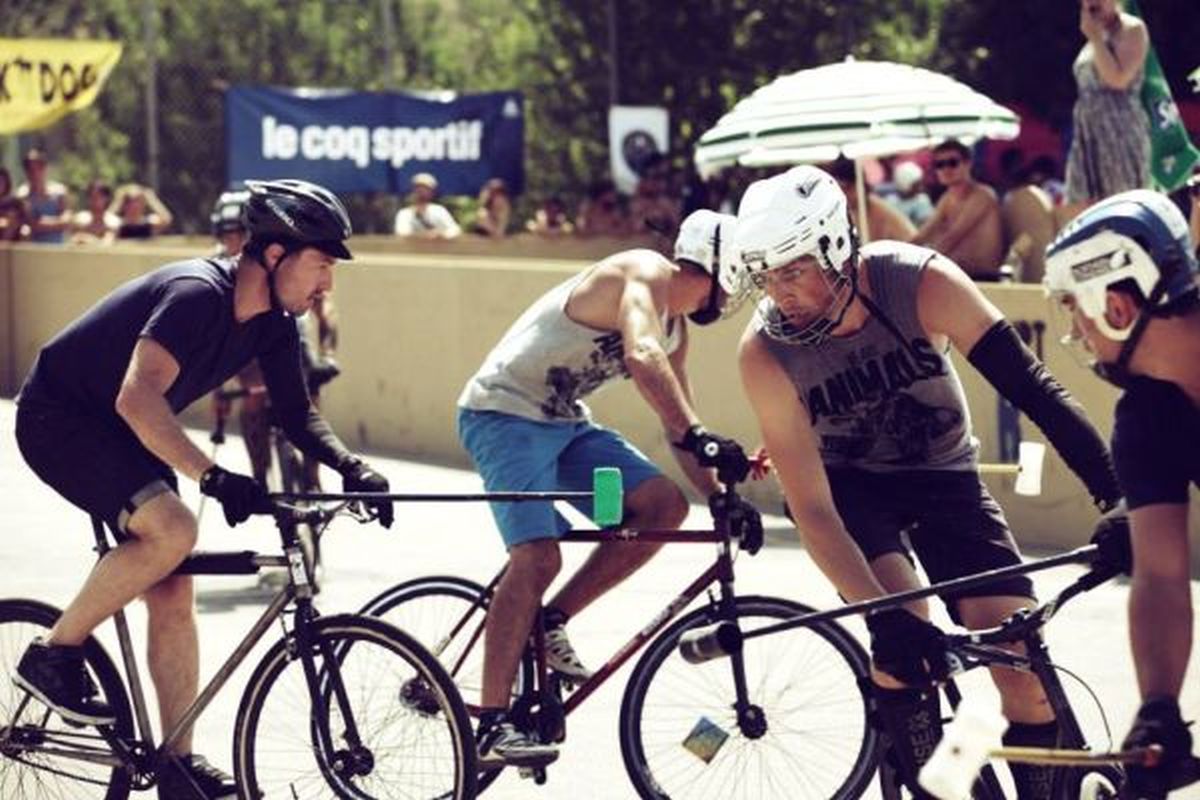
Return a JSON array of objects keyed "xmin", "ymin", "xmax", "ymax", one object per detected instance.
[
  {"xmin": 1112, "ymin": 376, "xmax": 1200, "ymax": 510},
  {"xmin": 19, "ymin": 257, "xmax": 306, "ymax": 420}
]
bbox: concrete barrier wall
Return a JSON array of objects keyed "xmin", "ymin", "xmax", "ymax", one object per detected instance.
[{"xmin": 4, "ymin": 241, "xmax": 1198, "ymax": 571}]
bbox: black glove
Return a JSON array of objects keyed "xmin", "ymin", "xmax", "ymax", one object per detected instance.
[
  {"xmin": 306, "ymin": 357, "xmax": 341, "ymax": 394},
  {"xmin": 200, "ymin": 465, "xmax": 269, "ymax": 527},
  {"xmin": 340, "ymin": 458, "xmax": 393, "ymax": 529},
  {"xmin": 1091, "ymin": 503, "xmax": 1132, "ymax": 576},
  {"xmin": 1121, "ymin": 697, "xmax": 1196, "ymax": 799},
  {"xmin": 865, "ymin": 608, "xmax": 949, "ymax": 686},
  {"xmin": 675, "ymin": 425, "xmax": 751, "ymax": 485},
  {"xmin": 708, "ymin": 492, "xmax": 764, "ymax": 555}
]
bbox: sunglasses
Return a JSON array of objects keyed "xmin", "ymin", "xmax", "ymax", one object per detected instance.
[{"xmin": 933, "ymin": 158, "xmax": 963, "ymax": 170}]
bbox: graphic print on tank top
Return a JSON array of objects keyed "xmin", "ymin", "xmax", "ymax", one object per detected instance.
[
  {"xmin": 542, "ymin": 330, "xmax": 627, "ymax": 418},
  {"xmin": 804, "ymin": 335, "xmax": 962, "ymax": 465}
]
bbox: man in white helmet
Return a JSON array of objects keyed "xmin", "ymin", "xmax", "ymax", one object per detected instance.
[
  {"xmin": 1045, "ymin": 190, "xmax": 1200, "ymax": 799},
  {"xmin": 457, "ymin": 209, "xmax": 763, "ymax": 767},
  {"xmin": 733, "ymin": 165, "xmax": 1122, "ymax": 800}
]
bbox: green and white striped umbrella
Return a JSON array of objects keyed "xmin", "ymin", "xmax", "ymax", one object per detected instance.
[{"xmin": 694, "ymin": 59, "xmax": 1019, "ymax": 178}]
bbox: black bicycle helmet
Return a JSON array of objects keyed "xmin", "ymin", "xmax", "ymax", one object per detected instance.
[{"xmin": 243, "ymin": 179, "xmax": 353, "ymax": 260}]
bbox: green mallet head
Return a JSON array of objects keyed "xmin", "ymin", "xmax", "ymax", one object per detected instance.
[{"xmin": 591, "ymin": 467, "xmax": 624, "ymax": 527}]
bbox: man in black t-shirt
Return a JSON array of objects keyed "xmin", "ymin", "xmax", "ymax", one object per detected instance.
[
  {"xmin": 13, "ymin": 179, "xmax": 393, "ymax": 800},
  {"xmin": 1046, "ymin": 189, "xmax": 1200, "ymax": 798}
]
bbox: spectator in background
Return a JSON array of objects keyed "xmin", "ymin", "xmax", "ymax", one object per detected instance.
[
  {"xmin": 913, "ymin": 139, "xmax": 1005, "ymax": 280},
  {"xmin": 888, "ymin": 161, "xmax": 935, "ymax": 227},
  {"xmin": 210, "ymin": 189, "xmax": 250, "ymax": 256},
  {"xmin": 1064, "ymin": 0, "xmax": 1150, "ymax": 212},
  {"xmin": 16, "ymin": 148, "xmax": 72, "ymax": 244},
  {"xmin": 108, "ymin": 183, "xmax": 174, "ymax": 239},
  {"xmin": 394, "ymin": 172, "xmax": 461, "ymax": 239},
  {"xmin": 629, "ymin": 153, "xmax": 681, "ymax": 236},
  {"xmin": 0, "ymin": 167, "xmax": 26, "ymax": 242},
  {"xmin": 1024, "ymin": 156, "xmax": 1068, "ymax": 207},
  {"xmin": 70, "ymin": 181, "xmax": 116, "ymax": 245},
  {"xmin": 828, "ymin": 157, "xmax": 916, "ymax": 243},
  {"xmin": 472, "ymin": 178, "xmax": 512, "ymax": 239},
  {"xmin": 526, "ymin": 195, "xmax": 575, "ymax": 236},
  {"xmin": 575, "ymin": 179, "xmax": 630, "ymax": 237}
]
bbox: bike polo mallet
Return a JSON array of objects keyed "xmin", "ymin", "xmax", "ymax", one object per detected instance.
[
  {"xmin": 196, "ymin": 394, "xmax": 234, "ymax": 524},
  {"xmin": 276, "ymin": 466, "xmax": 627, "ymax": 527},
  {"xmin": 919, "ymin": 695, "xmax": 1163, "ymax": 800},
  {"xmin": 976, "ymin": 439, "xmax": 1046, "ymax": 497}
]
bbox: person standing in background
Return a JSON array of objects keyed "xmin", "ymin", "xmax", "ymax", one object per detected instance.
[{"xmin": 1064, "ymin": 0, "xmax": 1150, "ymax": 214}]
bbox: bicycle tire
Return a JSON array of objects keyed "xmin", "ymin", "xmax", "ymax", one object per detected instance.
[
  {"xmin": 0, "ymin": 598, "xmax": 135, "ymax": 800},
  {"xmin": 619, "ymin": 595, "xmax": 880, "ymax": 800},
  {"xmin": 360, "ymin": 576, "xmax": 536, "ymax": 794},
  {"xmin": 233, "ymin": 613, "xmax": 477, "ymax": 800}
]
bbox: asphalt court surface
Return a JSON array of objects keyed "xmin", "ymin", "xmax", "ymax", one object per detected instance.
[{"xmin": 1, "ymin": 398, "xmax": 1197, "ymax": 798}]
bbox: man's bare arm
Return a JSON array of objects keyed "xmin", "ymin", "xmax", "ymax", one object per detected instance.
[{"xmin": 114, "ymin": 337, "xmax": 213, "ymax": 481}]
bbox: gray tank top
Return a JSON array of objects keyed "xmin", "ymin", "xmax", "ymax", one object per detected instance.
[
  {"xmin": 760, "ymin": 242, "xmax": 976, "ymax": 472},
  {"xmin": 459, "ymin": 272, "xmax": 682, "ymax": 422}
]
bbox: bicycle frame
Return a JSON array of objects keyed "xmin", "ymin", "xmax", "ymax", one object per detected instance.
[
  {"xmin": 430, "ymin": 525, "xmax": 752, "ymax": 719},
  {"xmin": 15, "ymin": 509, "xmax": 342, "ymax": 787}
]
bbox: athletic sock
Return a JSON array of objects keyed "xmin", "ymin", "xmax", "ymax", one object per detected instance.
[
  {"xmin": 873, "ymin": 685, "xmax": 942, "ymax": 799},
  {"xmin": 1004, "ymin": 719, "xmax": 1060, "ymax": 800}
]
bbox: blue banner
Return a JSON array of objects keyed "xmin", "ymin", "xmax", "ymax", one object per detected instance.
[{"xmin": 225, "ymin": 85, "xmax": 524, "ymax": 196}]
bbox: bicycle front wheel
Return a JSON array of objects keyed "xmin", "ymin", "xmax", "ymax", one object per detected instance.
[
  {"xmin": 620, "ymin": 595, "xmax": 880, "ymax": 800},
  {"xmin": 233, "ymin": 614, "xmax": 476, "ymax": 800},
  {"xmin": 0, "ymin": 598, "xmax": 134, "ymax": 800}
]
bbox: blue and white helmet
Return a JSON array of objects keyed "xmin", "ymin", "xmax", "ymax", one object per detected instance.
[{"xmin": 1044, "ymin": 190, "xmax": 1197, "ymax": 340}]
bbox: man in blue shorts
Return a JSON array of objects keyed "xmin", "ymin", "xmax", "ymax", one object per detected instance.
[
  {"xmin": 13, "ymin": 179, "xmax": 392, "ymax": 799},
  {"xmin": 458, "ymin": 209, "xmax": 763, "ymax": 767},
  {"xmin": 1045, "ymin": 189, "xmax": 1199, "ymax": 799}
]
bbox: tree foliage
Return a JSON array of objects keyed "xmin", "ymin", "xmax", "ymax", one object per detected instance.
[{"xmin": 3, "ymin": 0, "xmax": 1197, "ymax": 232}]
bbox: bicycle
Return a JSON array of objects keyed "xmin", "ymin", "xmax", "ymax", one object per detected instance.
[
  {"xmin": 0, "ymin": 495, "xmax": 477, "ymax": 800},
  {"xmin": 207, "ymin": 383, "xmax": 323, "ymax": 585},
  {"xmin": 680, "ymin": 538, "xmax": 1186, "ymax": 800},
  {"xmin": 357, "ymin": 475, "xmax": 881, "ymax": 799}
]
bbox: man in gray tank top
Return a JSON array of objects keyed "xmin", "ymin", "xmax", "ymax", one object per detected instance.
[
  {"xmin": 734, "ymin": 166, "xmax": 1122, "ymax": 800},
  {"xmin": 458, "ymin": 210, "xmax": 764, "ymax": 768}
]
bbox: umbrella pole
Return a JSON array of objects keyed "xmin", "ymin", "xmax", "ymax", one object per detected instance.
[{"xmin": 854, "ymin": 157, "xmax": 871, "ymax": 243}]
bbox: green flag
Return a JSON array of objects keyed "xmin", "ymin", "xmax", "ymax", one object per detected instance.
[{"xmin": 1124, "ymin": 0, "xmax": 1200, "ymax": 191}]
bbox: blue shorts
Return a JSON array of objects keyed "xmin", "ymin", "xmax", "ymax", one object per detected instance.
[{"xmin": 457, "ymin": 407, "xmax": 664, "ymax": 549}]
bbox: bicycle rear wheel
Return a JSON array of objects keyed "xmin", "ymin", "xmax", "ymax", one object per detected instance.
[
  {"xmin": 234, "ymin": 613, "xmax": 476, "ymax": 800},
  {"xmin": 0, "ymin": 599, "xmax": 134, "ymax": 800},
  {"xmin": 620, "ymin": 595, "xmax": 880, "ymax": 800}
]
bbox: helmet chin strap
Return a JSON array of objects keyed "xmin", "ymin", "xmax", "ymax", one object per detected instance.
[{"xmin": 258, "ymin": 247, "xmax": 292, "ymax": 314}]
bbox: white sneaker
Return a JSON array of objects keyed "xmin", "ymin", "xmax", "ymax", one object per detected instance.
[
  {"xmin": 544, "ymin": 623, "xmax": 593, "ymax": 682},
  {"xmin": 477, "ymin": 721, "xmax": 559, "ymax": 768}
]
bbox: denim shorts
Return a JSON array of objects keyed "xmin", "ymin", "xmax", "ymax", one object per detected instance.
[{"xmin": 457, "ymin": 407, "xmax": 663, "ymax": 549}]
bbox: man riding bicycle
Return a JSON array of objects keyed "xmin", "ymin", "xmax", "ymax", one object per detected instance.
[
  {"xmin": 13, "ymin": 178, "xmax": 392, "ymax": 799},
  {"xmin": 732, "ymin": 166, "xmax": 1122, "ymax": 800},
  {"xmin": 210, "ymin": 189, "xmax": 342, "ymax": 492},
  {"xmin": 457, "ymin": 209, "xmax": 763, "ymax": 768},
  {"xmin": 1045, "ymin": 190, "xmax": 1199, "ymax": 799}
]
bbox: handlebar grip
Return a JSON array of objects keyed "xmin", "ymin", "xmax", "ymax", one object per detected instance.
[{"xmin": 678, "ymin": 622, "xmax": 742, "ymax": 665}]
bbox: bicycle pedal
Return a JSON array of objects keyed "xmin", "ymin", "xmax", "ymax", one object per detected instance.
[{"xmin": 518, "ymin": 765, "xmax": 548, "ymax": 785}]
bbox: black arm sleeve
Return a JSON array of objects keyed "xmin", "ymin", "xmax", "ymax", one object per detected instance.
[
  {"xmin": 259, "ymin": 322, "xmax": 355, "ymax": 473},
  {"xmin": 967, "ymin": 320, "xmax": 1120, "ymax": 509}
]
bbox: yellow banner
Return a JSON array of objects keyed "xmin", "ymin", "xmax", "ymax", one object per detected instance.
[{"xmin": 0, "ymin": 38, "xmax": 123, "ymax": 134}]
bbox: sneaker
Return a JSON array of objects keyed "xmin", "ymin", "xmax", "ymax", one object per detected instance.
[
  {"xmin": 157, "ymin": 753, "xmax": 237, "ymax": 800},
  {"xmin": 13, "ymin": 638, "xmax": 115, "ymax": 726},
  {"xmin": 477, "ymin": 720, "xmax": 559, "ymax": 768},
  {"xmin": 544, "ymin": 623, "xmax": 593, "ymax": 682}
]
